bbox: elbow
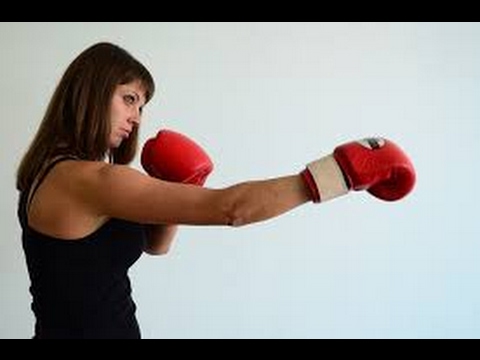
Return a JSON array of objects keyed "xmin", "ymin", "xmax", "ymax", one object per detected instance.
[
  {"xmin": 226, "ymin": 203, "xmax": 248, "ymax": 228},
  {"xmin": 221, "ymin": 184, "xmax": 255, "ymax": 228}
]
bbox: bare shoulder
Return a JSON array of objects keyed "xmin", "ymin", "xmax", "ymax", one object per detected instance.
[
  {"xmin": 50, "ymin": 159, "xmax": 116, "ymax": 195},
  {"xmin": 54, "ymin": 160, "xmax": 150, "ymax": 207},
  {"xmin": 60, "ymin": 160, "xmax": 230, "ymax": 226},
  {"xmin": 53, "ymin": 160, "xmax": 146, "ymax": 190},
  {"xmin": 27, "ymin": 160, "xmax": 115, "ymax": 239}
]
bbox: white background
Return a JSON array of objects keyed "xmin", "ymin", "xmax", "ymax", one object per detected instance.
[{"xmin": 1, "ymin": 22, "xmax": 479, "ymax": 339}]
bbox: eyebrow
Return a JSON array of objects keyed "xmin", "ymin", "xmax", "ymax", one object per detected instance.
[
  {"xmin": 125, "ymin": 90, "xmax": 143, "ymax": 104},
  {"xmin": 120, "ymin": 84, "xmax": 146, "ymax": 104}
]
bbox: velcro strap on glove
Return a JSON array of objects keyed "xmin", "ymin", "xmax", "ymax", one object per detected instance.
[{"xmin": 306, "ymin": 154, "xmax": 349, "ymax": 202}]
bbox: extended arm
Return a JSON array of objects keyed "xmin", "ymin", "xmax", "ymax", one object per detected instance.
[
  {"xmin": 84, "ymin": 164, "xmax": 309, "ymax": 228},
  {"xmin": 68, "ymin": 136, "xmax": 415, "ymax": 251},
  {"xmin": 142, "ymin": 174, "xmax": 309, "ymax": 255}
]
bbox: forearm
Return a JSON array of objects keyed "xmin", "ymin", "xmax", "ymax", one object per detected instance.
[
  {"xmin": 225, "ymin": 174, "xmax": 311, "ymax": 227},
  {"xmin": 142, "ymin": 175, "xmax": 309, "ymax": 246},
  {"xmin": 144, "ymin": 224, "xmax": 179, "ymax": 255}
]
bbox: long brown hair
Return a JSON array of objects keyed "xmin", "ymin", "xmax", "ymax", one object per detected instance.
[{"xmin": 16, "ymin": 42, "xmax": 155, "ymax": 192}]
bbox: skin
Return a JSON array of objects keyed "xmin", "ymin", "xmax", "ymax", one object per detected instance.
[
  {"xmin": 28, "ymin": 81, "xmax": 178, "ymax": 255},
  {"xmin": 108, "ymin": 81, "xmax": 144, "ymax": 149},
  {"xmin": 27, "ymin": 81, "xmax": 310, "ymax": 256},
  {"xmin": 108, "ymin": 81, "xmax": 179, "ymax": 255}
]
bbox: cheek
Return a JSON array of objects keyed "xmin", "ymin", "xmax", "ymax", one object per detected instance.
[
  {"xmin": 109, "ymin": 109, "xmax": 123, "ymax": 130},
  {"xmin": 110, "ymin": 99, "xmax": 125, "ymax": 121}
]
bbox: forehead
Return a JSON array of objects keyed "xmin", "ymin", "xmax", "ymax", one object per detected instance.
[{"xmin": 116, "ymin": 81, "xmax": 147, "ymax": 102}]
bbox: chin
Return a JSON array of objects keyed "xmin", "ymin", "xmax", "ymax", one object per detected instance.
[{"xmin": 109, "ymin": 137, "xmax": 123, "ymax": 149}]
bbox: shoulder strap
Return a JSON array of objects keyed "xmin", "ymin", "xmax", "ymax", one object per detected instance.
[{"xmin": 26, "ymin": 155, "xmax": 79, "ymax": 211}]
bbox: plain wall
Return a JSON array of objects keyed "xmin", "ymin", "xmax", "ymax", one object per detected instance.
[{"xmin": 1, "ymin": 22, "xmax": 479, "ymax": 339}]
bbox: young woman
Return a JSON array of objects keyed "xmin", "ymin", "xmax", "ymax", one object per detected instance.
[{"xmin": 16, "ymin": 42, "xmax": 415, "ymax": 339}]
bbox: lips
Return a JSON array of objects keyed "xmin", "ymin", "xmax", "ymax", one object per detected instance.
[{"xmin": 120, "ymin": 128, "xmax": 132, "ymax": 138}]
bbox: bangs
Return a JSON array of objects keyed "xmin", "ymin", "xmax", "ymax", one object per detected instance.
[{"xmin": 120, "ymin": 68, "xmax": 155, "ymax": 104}]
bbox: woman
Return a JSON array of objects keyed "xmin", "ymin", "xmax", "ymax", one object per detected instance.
[{"xmin": 16, "ymin": 42, "xmax": 415, "ymax": 339}]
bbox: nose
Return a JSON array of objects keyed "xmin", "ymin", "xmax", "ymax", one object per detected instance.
[{"xmin": 128, "ymin": 107, "xmax": 142, "ymax": 126}]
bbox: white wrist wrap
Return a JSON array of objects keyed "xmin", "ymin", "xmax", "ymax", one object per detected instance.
[{"xmin": 306, "ymin": 154, "xmax": 349, "ymax": 202}]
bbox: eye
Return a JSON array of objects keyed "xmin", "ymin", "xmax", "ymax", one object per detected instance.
[{"xmin": 123, "ymin": 94, "xmax": 136, "ymax": 105}]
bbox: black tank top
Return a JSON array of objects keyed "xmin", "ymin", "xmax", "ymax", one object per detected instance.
[{"xmin": 18, "ymin": 157, "xmax": 146, "ymax": 339}]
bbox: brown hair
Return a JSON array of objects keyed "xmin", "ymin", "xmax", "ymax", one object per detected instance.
[{"xmin": 16, "ymin": 42, "xmax": 155, "ymax": 192}]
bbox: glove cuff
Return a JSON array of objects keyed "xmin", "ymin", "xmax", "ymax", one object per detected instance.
[{"xmin": 306, "ymin": 154, "xmax": 350, "ymax": 203}]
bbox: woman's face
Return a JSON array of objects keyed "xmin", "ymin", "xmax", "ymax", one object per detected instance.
[{"xmin": 108, "ymin": 81, "xmax": 146, "ymax": 149}]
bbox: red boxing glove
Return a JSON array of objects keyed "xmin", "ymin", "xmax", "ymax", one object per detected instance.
[
  {"xmin": 301, "ymin": 138, "xmax": 416, "ymax": 203},
  {"xmin": 141, "ymin": 129, "xmax": 214, "ymax": 186}
]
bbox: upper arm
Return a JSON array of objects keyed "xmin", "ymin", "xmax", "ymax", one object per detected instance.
[{"xmin": 71, "ymin": 163, "xmax": 231, "ymax": 226}]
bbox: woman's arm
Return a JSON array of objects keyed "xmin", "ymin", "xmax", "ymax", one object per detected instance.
[
  {"xmin": 220, "ymin": 174, "xmax": 310, "ymax": 227},
  {"xmin": 144, "ymin": 224, "xmax": 179, "ymax": 256},
  {"xmin": 144, "ymin": 174, "xmax": 309, "ymax": 255},
  {"xmin": 69, "ymin": 162, "xmax": 311, "ymax": 228}
]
